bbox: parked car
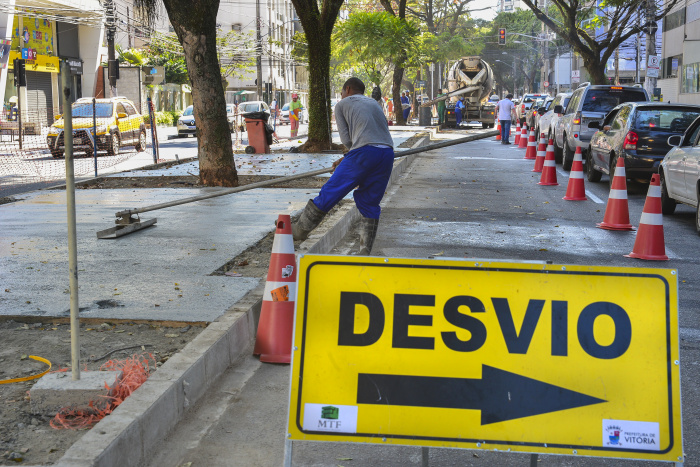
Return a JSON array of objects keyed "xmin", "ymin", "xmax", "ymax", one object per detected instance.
[
  {"xmin": 238, "ymin": 101, "xmax": 271, "ymax": 115},
  {"xmin": 555, "ymin": 83, "xmax": 649, "ymax": 170},
  {"xmin": 586, "ymin": 103, "xmax": 700, "ymax": 185},
  {"xmin": 544, "ymin": 92, "xmax": 572, "ymax": 162},
  {"xmin": 532, "ymin": 97, "xmax": 554, "ymax": 136},
  {"xmin": 177, "ymin": 105, "xmax": 196, "ymax": 138},
  {"xmin": 658, "ymin": 115, "xmax": 700, "ymax": 231},
  {"xmin": 517, "ymin": 93, "xmax": 548, "ymax": 123},
  {"xmin": 47, "ymin": 96, "xmax": 146, "ymax": 158},
  {"xmin": 279, "ymin": 102, "xmax": 307, "ymax": 124}
]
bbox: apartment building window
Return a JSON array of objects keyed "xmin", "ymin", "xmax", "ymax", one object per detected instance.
[
  {"xmin": 663, "ymin": 7, "xmax": 686, "ymax": 32},
  {"xmin": 662, "ymin": 55, "xmax": 682, "ymax": 79}
]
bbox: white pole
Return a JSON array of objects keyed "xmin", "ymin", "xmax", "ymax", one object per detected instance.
[{"xmin": 61, "ymin": 61, "xmax": 80, "ymax": 381}]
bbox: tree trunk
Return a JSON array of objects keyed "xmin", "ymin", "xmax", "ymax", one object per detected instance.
[
  {"xmin": 302, "ymin": 29, "xmax": 334, "ymax": 151},
  {"xmin": 163, "ymin": 0, "xmax": 238, "ymax": 187},
  {"xmin": 392, "ymin": 65, "xmax": 406, "ymax": 125},
  {"xmin": 581, "ymin": 53, "xmax": 608, "ymax": 85}
]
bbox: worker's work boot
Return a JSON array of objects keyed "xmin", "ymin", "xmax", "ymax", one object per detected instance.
[
  {"xmin": 292, "ymin": 200, "xmax": 326, "ymax": 241},
  {"xmin": 358, "ymin": 217, "xmax": 380, "ymax": 256}
]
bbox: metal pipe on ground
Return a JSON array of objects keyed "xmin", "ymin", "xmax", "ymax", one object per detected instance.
[{"xmin": 97, "ymin": 129, "xmax": 498, "ymax": 239}]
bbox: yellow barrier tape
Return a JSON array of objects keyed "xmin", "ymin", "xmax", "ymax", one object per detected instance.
[{"xmin": 0, "ymin": 356, "xmax": 52, "ymax": 384}]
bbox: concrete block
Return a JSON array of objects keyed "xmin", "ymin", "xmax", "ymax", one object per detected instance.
[
  {"xmin": 30, "ymin": 371, "xmax": 122, "ymax": 415},
  {"xmin": 61, "ymin": 412, "xmax": 140, "ymax": 467}
]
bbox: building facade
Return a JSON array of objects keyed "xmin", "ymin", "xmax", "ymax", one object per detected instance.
[
  {"xmin": 658, "ymin": 0, "xmax": 700, "ymax": 104},
  {"xmin": 1, "ymin": 0, "xmax": 104, "ymax": 128}
]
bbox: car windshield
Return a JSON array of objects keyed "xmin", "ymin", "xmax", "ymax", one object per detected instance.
[
  {"xmin": 226, "ymin": 105, "xmax": 235, "ymax": 114},
  {"xmin": 282, "ymin": 104, "xmax": 289, "ymax": 111},
  {"xmin": 72, "ymin": 102, "xmax": 113, "ymax": 118},
  {"xmin": 239, "ymin": 103, "xmax": 259, "ymax": 112},
  {"xmin": 633, "ymin": 109, "xmax": 700, "ymax": 132},
  {"xmin": 582, "ymin": 89, "xmax": 647, "ymax": 112},
  {"xmin": 182, "ymin": 106, "xmax": 194, "ymax": 116}
]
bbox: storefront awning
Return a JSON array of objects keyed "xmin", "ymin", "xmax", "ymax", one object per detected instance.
[{"xmin": 10, "ymin": 0, "xmax": 104, "ymax": 26}]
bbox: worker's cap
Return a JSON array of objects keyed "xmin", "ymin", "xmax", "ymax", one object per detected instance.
[
  {"xmin": 291, "ymin": 93, "xmax": 298, "ymax": 98},
  {"xmin": 9, "ymin": 96, "xmax": 17, "ymax": 103}
]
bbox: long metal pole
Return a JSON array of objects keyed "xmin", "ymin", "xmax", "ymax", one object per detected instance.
[
  {"xmin": 92, "ymin": 98, "xmax": 98, "ymax": 177},
  {"xmin": 112, "ymin": 130, "xmax": 498, "ymax": 220},
  {"xmin": 256, "ymin": 0, "xmax": 263, "ymax": 99},
  {"xmin": 62, "ymin": 61, "xmax": 80, "ymax": 381}
]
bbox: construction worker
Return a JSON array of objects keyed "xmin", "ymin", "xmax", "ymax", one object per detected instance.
[
  {"xmin": 292, "ymin": 77, "xmax": 394, "ymax": 255},
  {"xmin": 289, "ymin": 93, "xmax": 302, "ymax": 138},
  {"xmin": 455, "ymin": 97, "xmax": 465, "ymax": 126}
]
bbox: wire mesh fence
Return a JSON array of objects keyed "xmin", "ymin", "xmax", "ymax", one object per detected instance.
[{"xmin": 1, "ymin": 102, "xmax": 161, "ymax": 198}]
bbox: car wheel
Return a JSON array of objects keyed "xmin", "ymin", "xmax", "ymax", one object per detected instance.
[
  {"xmin": 177, "ymin": 132, "xmax": 186, "ymax": 138},
  {"xmin": 553, "ymin": 135, "xmax": 563, "ymax": 163},
  {"xmin": 696, "ymin": 201, "xmax": 700, "ymax": 235},
  {"xmin": 51, "ymin": 150, "xmax": 64, "ymax": 159},
  {"xmin": 135, "ymin": 131, "xmax": 147, "ymax": 152},
  {"xmin": 107, "ymin": 132, "xmax": 120, "ymax": 156},
  {"xmin": 562, "ymin": 141, "xmax": 574, "ymax": 171},
  {"xmin": 659, "ymin": 172, "xmax": 677, "ymax": 215},
  {"xmin": 585, "ymin": 148, "xmax": 602, "ymax": 182},
  {"xmin": 84, "ymin": 149, "xmax": 94, "ymax": 159}
]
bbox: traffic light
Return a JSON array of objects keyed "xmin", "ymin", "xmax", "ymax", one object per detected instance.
[
  {"xmin": 498, "ymin": 28, "xmax": 506, "ymax": 45},
  {"xmin": 13, "ymin": 58, "xmax": 26, "ymax": 87}
]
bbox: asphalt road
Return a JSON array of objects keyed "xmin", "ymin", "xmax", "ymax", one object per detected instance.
[{"xmin": 147, "ymin": 134, "xmax": 699, "ymax": 466}]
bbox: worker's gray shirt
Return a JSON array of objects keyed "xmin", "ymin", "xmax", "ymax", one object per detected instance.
[{"xmin": 335, "ymin": 94, "xmax": 394, "ymax": 151}]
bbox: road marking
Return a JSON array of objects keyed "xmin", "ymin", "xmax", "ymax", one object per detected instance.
[
  {"xmin": 411, "ymin": 137, "xmax": 426, "ymax": 149},
  {"xmin": 585, "ymin": 190, "xmax": 604, "ymax": 204}
]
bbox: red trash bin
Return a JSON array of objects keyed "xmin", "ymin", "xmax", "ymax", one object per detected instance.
[{"xmin": 243, "ymin": 111, "xmax": 271, "ymax": 154}]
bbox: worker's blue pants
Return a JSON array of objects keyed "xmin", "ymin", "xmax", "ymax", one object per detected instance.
[
  {"xmin": 313, "ymin": 145, "xmax": 394, "ymax": 219},
  {"xmin": 403, "ymin": 107, "xmax": 410, "ymax": 121},
  {"xmin": 455, "ymin": 108, "xmax": 462, "ymax": 125}
]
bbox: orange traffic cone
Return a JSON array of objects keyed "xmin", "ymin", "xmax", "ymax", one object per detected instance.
[
  {"xmin": 496, "ymin": 122, "xmax": 502, "ymax": 141},
  {"xmin": 253, "ymin": 214, "xmax": 297, "ymax": 363},
  {"xmin": 538, "ymin": 144, "xmax": 558, "ymax": 186},
  {"xmin": 597, "ymin": 157, "xmax": 634, "ymax": 231},
  {"xmin": 533, "ymin": 133, "xmax": 546, "ymax": 172},
  {"xmin": 514, "ymin": 122, "xmax": 521, "ymax": 145},
  {"xmin": 524, "ymin": 129, "xmax": 537, "ymax": 160},
  {"xmin": 518, "ymin": 124, "xmax": 528, "ymax": 149},
  {"xmin": 563, "ymin": 146, "xmax": 587, "ymax": 201},
  {"xmin": 625, "ymin": 174, "xmax": 668, "ymax": 260}
]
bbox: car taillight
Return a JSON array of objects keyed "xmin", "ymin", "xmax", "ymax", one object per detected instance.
[
  {"xmin": 623, "ymin": 131, "xmax": 638, "ymax": 150},
  {"xmin": 573, "ymin": 111, "xmax": 581, "ymax": 125}
]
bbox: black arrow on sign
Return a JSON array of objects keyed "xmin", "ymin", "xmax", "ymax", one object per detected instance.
[{"xmin": 357, "ymin": 365, "xmax": 606, "ymax": 425}]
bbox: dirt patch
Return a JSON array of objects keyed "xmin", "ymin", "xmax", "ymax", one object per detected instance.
[
  {"xmin": 0, "ymin": 320, "xmax": 204, "ymax": 465},
  {"xmin": 75, "ymin": 174, "xmax": 327, "ymax": 190}
]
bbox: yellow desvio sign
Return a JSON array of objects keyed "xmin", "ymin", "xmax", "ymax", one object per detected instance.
[{"xmin": 288, "ymin": 255, "xmax": 682, "ymax": 462}]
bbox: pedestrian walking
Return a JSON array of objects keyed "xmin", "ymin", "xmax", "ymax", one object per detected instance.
[
  {"xmin": 496, "ymin": 94, "xmax": 515, "ymax": 144},
  {"xmin": 455, "ymin": 98, "xmax": 465, "ymax": 126},
  {"xmin": 401, "ymin": 92, "xmax": 411, "ymax": 122},
  {"xmin": 270, "ymin": 96, "xmax": 278, "ymax": 130},
  {"xmin": 289, "ymin": 93, "xmax": 302, "ymax": 138},
  {"xmin": 292, "ymin": 77, "xmax": 395, "ymax": 256}
]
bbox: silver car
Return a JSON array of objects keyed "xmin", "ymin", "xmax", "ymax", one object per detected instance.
[
  {"xmin": 541, "ymin": 93, "xmax": 571, "ymax": 157},
  {"xmin": 659, "ymin": 116, "xmax": 700, "ymax": 232},
  {"xmin": 555, "ymin": 84, "xmax": 649, "ymax": 170},
  {"xmin": 176, "ymin": 105, "xmax": 196, "ymax": 138}
]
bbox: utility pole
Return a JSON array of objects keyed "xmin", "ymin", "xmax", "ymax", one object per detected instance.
[
  {"xmin": 268, "ymin": 0, "xmax": 273, "ymax": 104},
  {"xmin": 106, "ymin": 0, "xmax": 117, "ymax": 98},
  {"xmin": 126, "ymin": 6, "xmax": 131, "ymax": 49},
  {"xmin": 644, "ymin": 0, "xmax": 657, "ymax": 97},
  {"xmin": 615, "ymin": 49, "xmax": 620, "ymax": 85},
  {"xmin": 256, "ymin": 0, "xmax": 263, "ymax": 99}
]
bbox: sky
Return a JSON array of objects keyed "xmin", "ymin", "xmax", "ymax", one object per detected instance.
[{"xmin": 468, "ymin": 0, "xmax": 499, "ymax": 21}]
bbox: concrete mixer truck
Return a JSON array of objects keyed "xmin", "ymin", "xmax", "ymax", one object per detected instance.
[{"xmin": 422, "ymin": 56, "xmax": 496, "ymax": 128}]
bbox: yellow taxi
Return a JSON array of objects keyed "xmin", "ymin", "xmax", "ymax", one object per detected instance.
[{"xmin": 47, "ymin": 96, "xmax": 146, "ymax": 158}]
